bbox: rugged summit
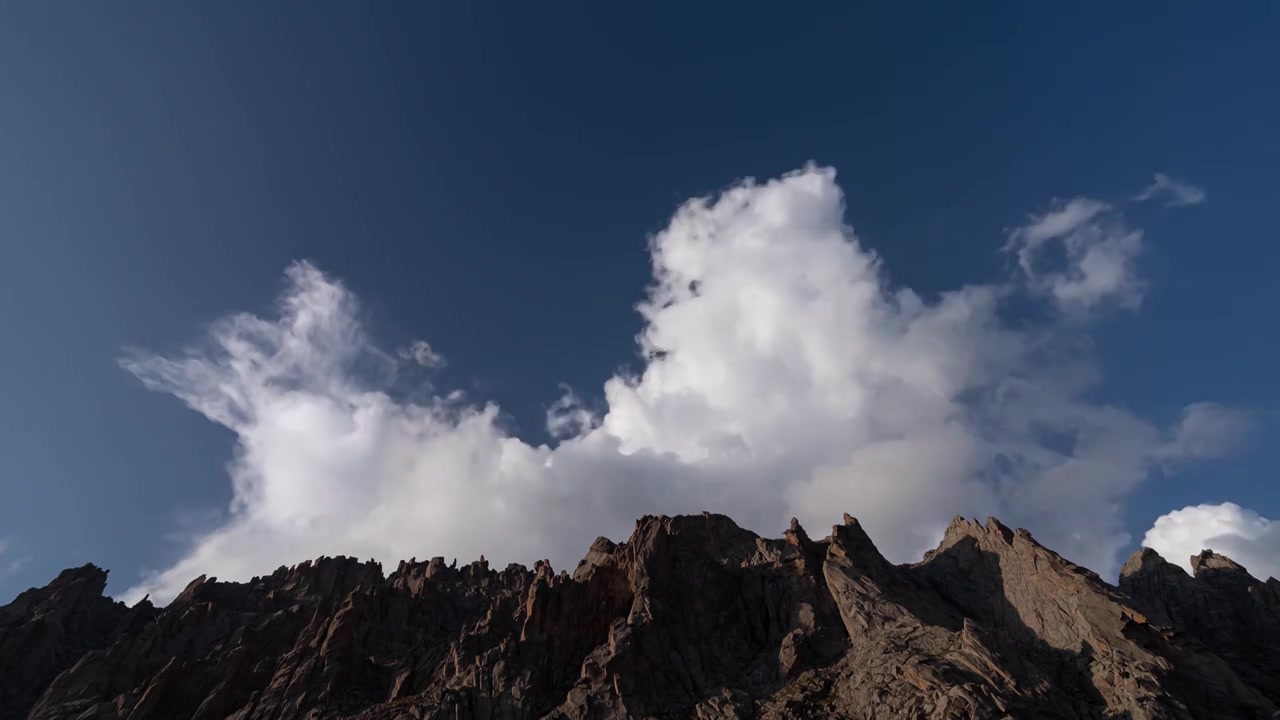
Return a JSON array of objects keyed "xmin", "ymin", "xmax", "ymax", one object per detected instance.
[{"xmin": 3, "ymin": 513, "xmax": 1279, "ymax": 720}]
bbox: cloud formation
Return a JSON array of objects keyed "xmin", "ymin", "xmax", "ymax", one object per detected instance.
[
  {"xmin": 1142, "ymin": 502, "xmax": 1280, "ymax": 581},
  {"xmin": 121, "ymin": 166, "xmax": 1242, "ymax": 604},
  {"xmin": 1159, "ymin": 403, "xmax": 1254, "ymax": 462},
  {"xmin": 1135, "ymin": 173, "xmax": 1207, "ymax": 207},
  {"xmin": 398, "ymin": 340, "xmax": 446, "ymax": 369},
  {"xmin": 1005, "ymin": 198, "xmax": 1145, "ymax": 311}
]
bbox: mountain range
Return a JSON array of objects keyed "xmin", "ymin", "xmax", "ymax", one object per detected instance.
[{"xmin": 3, "ymin": 512, "xmax": 1279, "ymax": 719}]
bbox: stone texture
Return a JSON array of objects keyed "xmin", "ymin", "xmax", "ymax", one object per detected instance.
[
  {"xmin": 0, "ymin": 565, "xmax": 157, "ymax": 720},
  {"xmin": 3, "ymin": 513, "xmax": 1279, "ymax": 719},
  {"xmin": 1120, "ymin": 546, "xmax": 1280, "ymax": 709}
]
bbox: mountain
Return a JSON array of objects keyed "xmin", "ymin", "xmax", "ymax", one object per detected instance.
[{"xmin": 3, "ymin": 512, "xmax": 1279, "ymax": 720}]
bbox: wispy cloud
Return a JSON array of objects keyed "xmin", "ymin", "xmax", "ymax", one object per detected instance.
[
  {"xmin": 1158, "ymin": 402, "xmax": 1254, "ymax": 463},
  {"xmin": 1006, "ymin": 198, "xmax": 1144, "ymax": 312},
  {"xmin": 1135, "ymin": 173, "xmax": 1206, "ymax": 207},
  {"xmin": 120, "ymin": 166, "xmax": 1248, "ymax": 604},
  {"xmin": 398, "ymin": 340, "xmax": 446, "ymax": 369}
]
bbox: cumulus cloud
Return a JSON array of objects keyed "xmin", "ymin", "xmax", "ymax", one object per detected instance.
[
  {"xmin": 1142, "ymin": 503, "xmax": 1280, "ymax": 581},
  {"xmin": 121, "ymin": 166, "xmax": 1246, "ymax": 604},
  {"xmin": 1135, "ymin": 173, "xmax": 1207, "ymax": 207},
  {"xmin": 1005, "ymin": 198, "xmax": 1145, "ymax": 312}
]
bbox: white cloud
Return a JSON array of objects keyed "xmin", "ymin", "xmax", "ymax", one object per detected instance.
[
  {"xmin": 1010, "ymin": 198, "xmax": 1111, "ymax": 247},
  {"xmin": 546, "ymin": 385, "xmax": 598, "ymax": 440},
  {"xmin": 120, "ymin": 166, "xmax": 1247, "ymax": 604},
  {"xmin": 1006, "ymin": 198, "xmax": 1145, "ymax": 312},
  {"xmin": 1142, "ymin": 503, "xmax": 1280, "ymax": 581},
  {"xmin": 1159, "ymin": 402, "xmax": 1254, "ymax": 462},
  {"xmin": 399, "ymin": 340, "xmax": 446, "ymax": 369},
  {"xmin": 1135, "ymin": 173, "xmax": 1206, "ymax": 207}
]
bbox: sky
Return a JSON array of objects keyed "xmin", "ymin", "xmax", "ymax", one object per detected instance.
[{"xmin": 2, "ymin": 4, "xmax": 1278, "ymax": 603}]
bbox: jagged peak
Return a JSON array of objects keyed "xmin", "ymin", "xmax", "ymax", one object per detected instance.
[
  {"xmin": 1191, "ymin": 548, "xmax": 1251, "ymax": 578},
  {"xmin": 937, "ymin": 514, "xmax": 1016, "ymax": 550},
  {"xmin": 262, "ymin": 554, "xmax": 385, "ymax": 580},
  {"xmin": 172, "ymin": 574, "xmax": 209, "ymax": 605},
  {"xmin": 626, "ymin": 512, "xmax": 760, "ymax": 555},
  {"xmin": 573, "ymin": 536, "xmax": 621, "ymax": 582},
  {"xmin": 832, "ymin": 513, "xmax": 871, "ymax": 538},
  {"xmin": 44, "ymin": 563, "xmax": 111, "ymax": 595},
  {"xmin": 53, "ymin": 562, "xmax": 109, "ymax": 580},
  {"xmin": 591, "ymin": 536, "xmax": 618, "ymax": 552},
  {"xmin": 634, "ymin": 513, "xmax": 667, "ymax": 530},
  {"xmin": 9, "ymin": 510, "xmax": 1280, "ymax": 720},
  {"xmin": 920, "ymin": 514, "xmax": 1104, "ymax": 586},
  {"xmin": 784, "ymin": 516, "xmax": 809, "ymax": 544},
  {"xmin": 988, "ymin": 517, "xmax": 1016, "ymax": 543},
  {"xmin": 826, "ymin": 513, "xmax": 890, "ymax": 571},
  {"xmin": 1119, "ymin": 546, "xmax": 1186, "ymax": 581}
]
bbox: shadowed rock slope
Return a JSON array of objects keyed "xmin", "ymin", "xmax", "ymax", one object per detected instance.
[{"xmin": 3, "ymin": 513, "xmax": 1279, "ymax": 719}]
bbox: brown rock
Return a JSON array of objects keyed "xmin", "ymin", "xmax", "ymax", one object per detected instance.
[
  {"xmin": 0, "ymin": 564, "xmax": 156, "ymax": 719},
  {"xmin": 3, "ymin": 514, "xmax": 1280, "ymax": 719},
  {"xmin": 1121, "ymin": 545, "xmax": 1280, "ymax": 709}
]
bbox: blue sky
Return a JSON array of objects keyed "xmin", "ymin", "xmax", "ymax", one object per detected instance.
[{"xmin": 2, "ymin": 4, "xmax": 1278, "ymax": 601}]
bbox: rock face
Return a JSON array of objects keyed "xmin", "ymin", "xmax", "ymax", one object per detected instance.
[
  {"xmin": 0, "ymin": 565, "xmax": 157, "ymax": 719},
  {"xmin": 3, "ymin": 513, "xmax": 1279, "ymax": 720}
]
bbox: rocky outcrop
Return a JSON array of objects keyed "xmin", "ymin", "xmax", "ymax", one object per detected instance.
[
  {"xmin": 0, "ymin": 565, "xmax": 156, "ymax": 719},
  {"xmin": 3, "ymin": 513, "xmax": 1280, "ymax": 719},
  {"xmin": 1120, "ymin": 546, "xmax": 1280, "ymax": 709}
]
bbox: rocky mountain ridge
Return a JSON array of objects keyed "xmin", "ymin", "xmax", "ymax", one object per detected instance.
[{"xmin": 3, "ymin": 512, "xmax": 1279, "ymax": 719}]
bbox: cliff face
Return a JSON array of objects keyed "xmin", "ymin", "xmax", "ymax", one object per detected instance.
[{"xmin": 2, "ymin": 513, "xmax": 1278, "ymax": 720}]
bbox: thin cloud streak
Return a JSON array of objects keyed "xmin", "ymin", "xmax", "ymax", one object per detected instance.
[{"xmin": 1136, "ymin": 173, "xmax": 1207, "ymax": 207}]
